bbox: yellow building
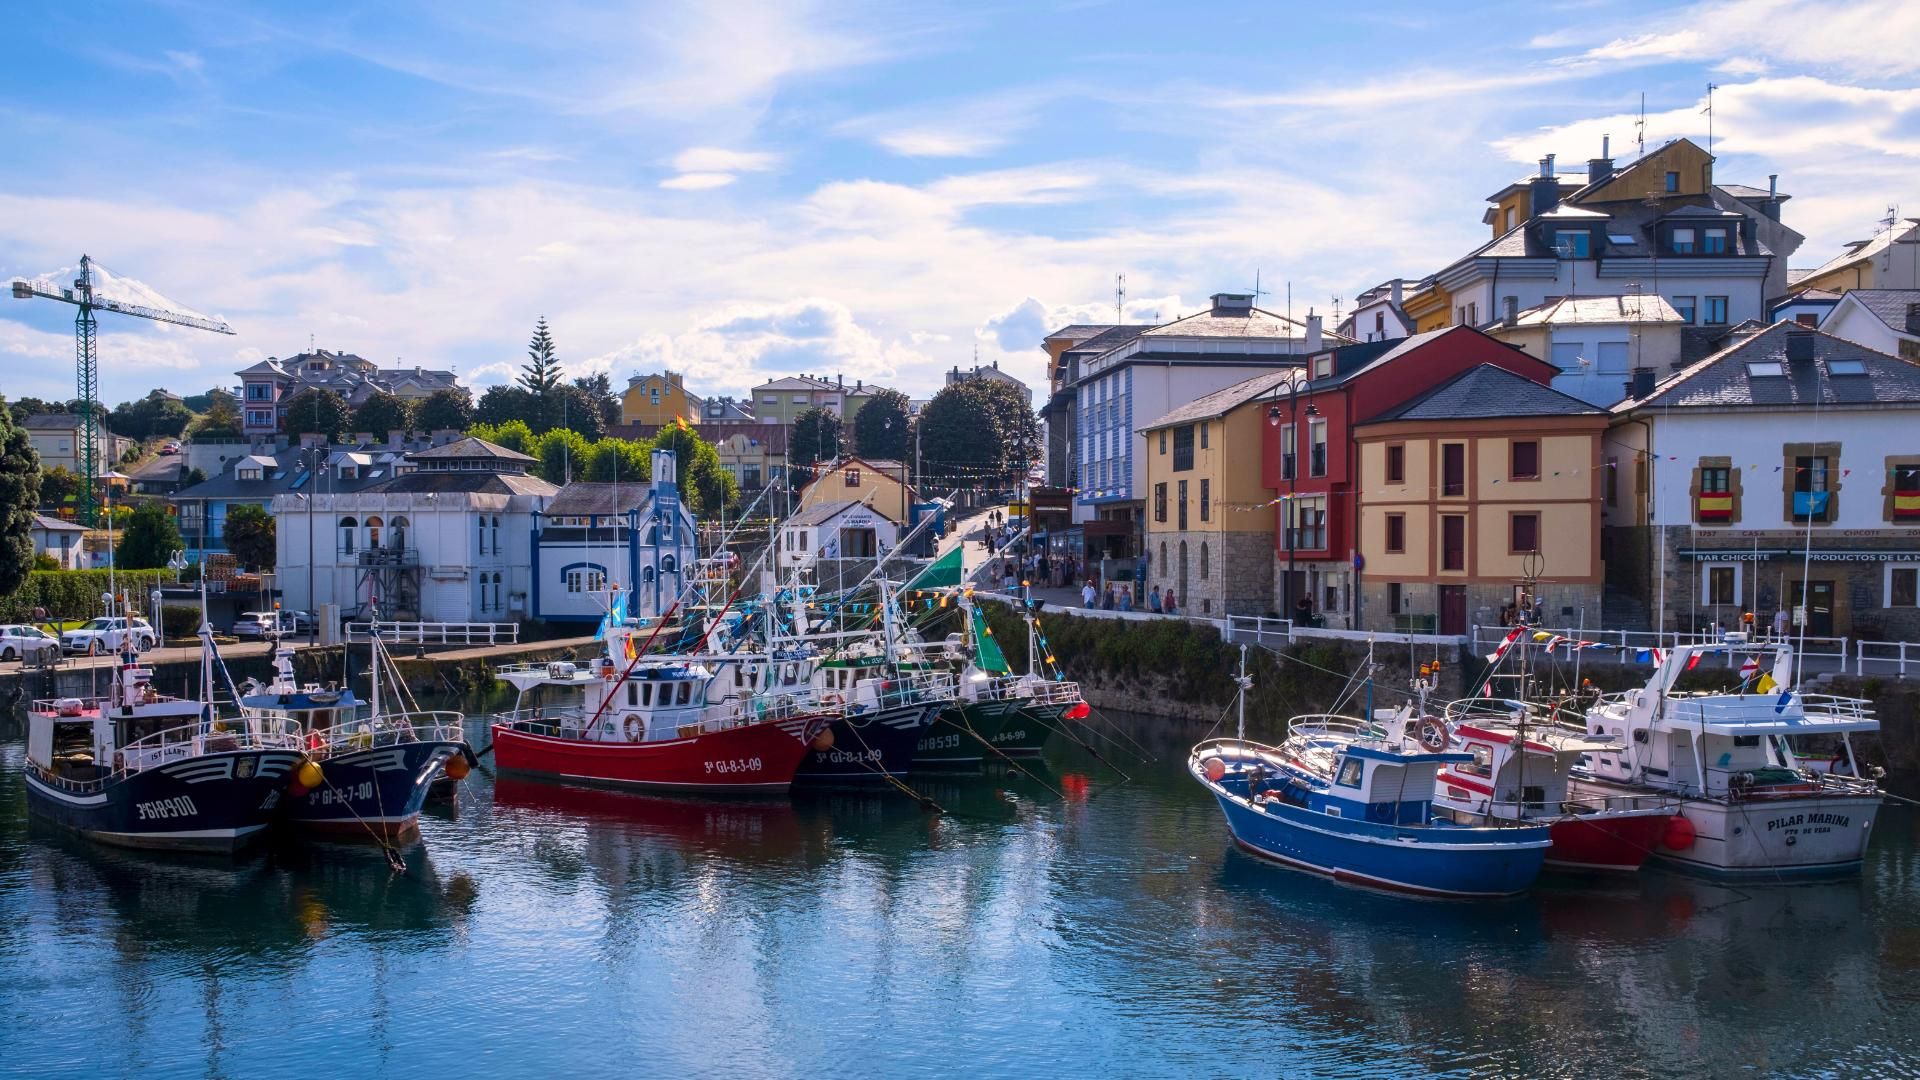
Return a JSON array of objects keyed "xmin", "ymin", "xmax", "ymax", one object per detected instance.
[
  {"xmin": 1137, "ymin": 370, "xmax": 1295, "ymax": 616},
  {"xmin": 621, "ymin": 371, "xmax": 701, "ymax": 426},
  {"xmin": 794, "ymin": 455, "xmax": 914, "ymax": 524},
  {"xmin": 1354, "ymin": 364, "xmax": 1607, "ymax": 635}
]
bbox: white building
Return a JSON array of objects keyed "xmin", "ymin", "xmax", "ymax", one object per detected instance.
[
  {"xmin": 30, "ymin": 514, "xmax": 87, "ymax": 570},
  {"xmin": 533, "ymin": 450, "xmax": 700, "ymax": 625},
  {"xmin": 1607, "ymin": 322, "xmax": 1920, "ymax": 641},
  {"xmin": 274, "ymin": 437, "xmax": 557, "ymax": 623},
  {"xmin": 1342, "ymin": 278, "xmax": 1417, "ymax": 343},
  {"xmin": 778, "ymin": 500, "xmax": 901, "ymax": 572},
  {"xmin": 1488, "ymin": 294, "xmax": 1687, "ymax": 406},
  {"xmin": 1819, "ymin": 290, "xmax": 1920, "ymax": 362},
  {"xmin": 22, "ymin": 414, "xmax": 130, "ymax": 478}
]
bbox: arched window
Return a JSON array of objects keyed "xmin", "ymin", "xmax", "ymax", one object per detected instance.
[
  {"xmin": 365, "ymin": 515, "xmax": 383, "ymax": 550},
  {"xmin": 338, "ymin": 517, "xmax": 358, "ymax": 556},
  {"xmin": 1158, "ymin": 542, "xmax": 1167, "ymax": 580},
  {"xmin": 661, "ymin": 555, "xmax": 677, "ymax": 574},
  {"xmin": 1200, "ymin": 541, "xmax": 1210, "ymax": 581},
  {"xmin": 389, "ymin": 515, "xmax": 409, "ymax": 550},
  {"xmin": 642, "ymin": 565, "xmax": 656, "ymax": 583},
  {"xmin": 491, "ymin": 516, "xmax": 501, "ymax": 554},
  {"xmin": 477, "ymin": 516, "xmax": 487, "ymax": 556}
]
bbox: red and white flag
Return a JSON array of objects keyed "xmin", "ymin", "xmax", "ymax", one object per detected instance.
[{"xmin": 1485, "ymin": 627, "xmax": 1524, "ymax": 665}]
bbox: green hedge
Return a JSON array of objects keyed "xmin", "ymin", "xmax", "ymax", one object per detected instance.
[{"xmin": 0, "ymin": 569, "xmax": 178, "ymax": 622}]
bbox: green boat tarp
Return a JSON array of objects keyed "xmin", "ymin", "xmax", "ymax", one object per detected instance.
[
  {"xmin": 971, "ymin": 606, "xmax": 1010, "ymax": 674},
  {"xmin": 904, "ymin": 546, "xmax": 962, "ymax": 592}
]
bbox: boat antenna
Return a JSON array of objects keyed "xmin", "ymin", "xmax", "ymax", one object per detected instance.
[{"xmin": 1234, "ymin": 644, "xmax": 1250, "ymax": 744}]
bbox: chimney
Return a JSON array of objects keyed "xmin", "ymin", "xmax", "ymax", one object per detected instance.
[
  {"xmin": 1629, "ymin": 367, "xmax": 1656, "ymax": 400},
  {"xmin": 1588, "ymin": 155, "xmax": 1613, "ymax": 187},
  {"xmin": 387, "ymin": 429, "xmax": 406, "ymax": 447},
  {"xmin": 1785, "ymin": 331, "xmax": 1817, "ymax": 363},
  {"xmin": 1762, "ymin": 174, "xmax": 1782, "ymax": 221},
  {"xmin": 1503, "ymin": 296, "xmax": 1519, "ymax": 326},
  {"xmin": 1907, "ymin": 302, "xmax": 1920, "ymax": 335},
  {"xmin": 1529, "ymin": 158, "xmax": 1561, "ymax": 218},
  {"xmin": 1210, "ymin": 292, "xmax": 1255, "ymax": 317},
  {"xmin": 299, "ymin": 432, "xmax": 325, "ymax": 450},
  {"xmin": 837, "ymin": 374, "xmax": 844, "ymax": 389},
  {"xmin": 1305, "ymin": 313, "xmax": 1323, "ymax": 352},
  {"xmin": 1390, "ymin": 279, "xmax": 1404, "ymax": 306}
]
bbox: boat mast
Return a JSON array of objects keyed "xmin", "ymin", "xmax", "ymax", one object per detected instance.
[{"xmin": 1235, "ymin": 644, "xmax": 1248, "ymax": 743}]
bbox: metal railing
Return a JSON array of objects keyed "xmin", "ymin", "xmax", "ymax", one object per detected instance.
[
  {"xmin": 1857, "ymin": 640, "xmax": 1918, "ymax": 677},
  {"xmin": 285, "ymin": 710, "xmax": 468, "ymax": 756},
  {"xmin": 1225, "ymin": 615, "xmax": 1294, "ymax": 647},
  {"xmin": 27, "ymin": 714, "xmax": 302, "ymax": 793},
  {"xmin": 345, "ymin": 621, "xmax": 520, "ymax": 646},
  {"xmin": 1470, "ymin": 625, "xmax": 1850, "ymax": 665}
]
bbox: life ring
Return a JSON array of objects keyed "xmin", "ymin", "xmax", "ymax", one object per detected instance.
[
  {"xmin": 1416, "ymin": 716, "xmax": 1450, "ymax": 753},
  {"xmin": 623, "ymin": 715, "xmax": 643, "ymax": 742}
]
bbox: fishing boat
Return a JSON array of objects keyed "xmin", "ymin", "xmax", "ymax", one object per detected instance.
[
  {"xmin": 990, "ymin": 587, "xmax": 1088, "ymax": 758},
  {"xmin": 490, "ymin": 626, "xmax": 834, "ymax": 793},
  {"xmin": 238, "ymin": 637, "xmax": 471, "ymax": 840},
  {"xmin": 1432, "ymin": 696, "xmax": 1675, "ymax": 872},
  {"xmin": 22, "ymin": 638, "xmax": 303, "ymax": 853},
  {"xmin": 792, "ymin": 649, "xmax": 950, "ymax": 784},
  {"xmin": 1567, "ymin": 640, "xmax": 1882, "ymax": 878},
  {"xmin": 1190, "ymin": 648, "xmax": 1551, "ymax": 898}
]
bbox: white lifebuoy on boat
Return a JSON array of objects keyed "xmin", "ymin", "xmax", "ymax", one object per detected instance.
[{"xmin": 623, "ymin": 715, "xmax": 643, "ymax": 742}]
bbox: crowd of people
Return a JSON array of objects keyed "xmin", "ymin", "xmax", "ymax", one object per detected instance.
[{"xmin": 974, "ymin": 510, "xmax": 1184, "ymax": 617}]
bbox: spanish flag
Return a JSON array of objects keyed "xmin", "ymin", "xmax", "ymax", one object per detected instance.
[
  {"xmin": 674, "ymin": 414, "xmax": 692, "ymax": 434},
  {"xmin": 1895, "ymin": 490, "xmax": 1920, "ymax": 519},
  {"xmin": 1696, "ymin": 494, "xmax": 1733, "ymax": 521}
]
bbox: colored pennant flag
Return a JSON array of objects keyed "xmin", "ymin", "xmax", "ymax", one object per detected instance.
[
  {"xmin": 1486, "ymin": 626, "xmax": 1524, "ymax": 665},
  {"xmin": 1740, "ymin": 656, "xmax": 1760, "ymax": 682},
  {"xmin": 1635, "ymin": 648, "xmax": 1667, "ymax": 666},
  {"xmin": 1755, "ymin": 672, "xmax": 1777, "ymax": 694},
  {"xmin": 1774, "ymin": 689, "xmax": 1795, "ymax": 714},
  {"xmin": 1685, "ymin": 652, "xmax": 1706, "ymax": 671}
]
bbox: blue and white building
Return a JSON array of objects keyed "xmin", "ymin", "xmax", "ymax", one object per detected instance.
[
  {"xmin": 1069, "ymin": 293, "xmax": 1344, "ymax": 536},
  {"xmin": 533, "ymin": 450, "xmax": 699, "ymax": 624}
]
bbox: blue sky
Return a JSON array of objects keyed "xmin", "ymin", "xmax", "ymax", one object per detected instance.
[{"xmin": 2, "ymin": 0, "xmax": 1916, "ymax": 405}]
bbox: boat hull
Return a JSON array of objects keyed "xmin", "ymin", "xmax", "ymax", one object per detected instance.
[
  {"xmin": 492, "ymin": 715, "xmax": 821, "ymax": 793},
  {"xmin": 1210, "ymin": 790, "xmax": 1551, "ymax": 897},
  {"xmin": 284, "ymin": 741, "xmax": 466, "ymax": 838},
  {"xmin": 912, "ymin": 701, "xmax": 1012, "ymax": 768},
  {"xmin": 1571, "ymin": 778, "xmax": 1878, "ymax": 877},
  {"xmin": 22, "ymin": 749, "xmax": 303, "ymax": 853},
  {"xmin": 1543, "ymin": 812, "xmax": 1671, "ymax": 872},
  {"xmin": 794, "ymin": 703, "xmax": 940, "ymax": 784},
  {"xmin": 993, "ymin": 700, "xmax": 1068, "ymax": 758}
]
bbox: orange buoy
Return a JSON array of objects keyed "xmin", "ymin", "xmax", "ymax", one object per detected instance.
[
  {"xmin": 1065, "ymin": 702, "xmax": 1091, "ymax": 721},
  {"xmin": 1203, "ymin": 757, "xmax": 1226, "ymax": 783},
  {"xmin": 811, "ymin": 728, "xmax": 836, "ymax": 751},
  {"xmin": 1663, "ymin": 815, "xmax": 1697, "ymax": 851},
  {"xmin": 443, "ymin": 755, "xmax": 471, "ymax": 781}
]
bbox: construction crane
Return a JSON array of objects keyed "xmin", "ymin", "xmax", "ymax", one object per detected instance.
[{"xmin": 10, "ymin": 255, "xmax": 234, "ymax": 523}]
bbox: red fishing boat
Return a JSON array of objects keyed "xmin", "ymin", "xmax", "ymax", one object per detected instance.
[
  {"xmin": 489, "ymin": 629, "xmax": 835, "ymax": 794},
  {"xmin": 1432, "ymin": 699, "xmax": 1675, "ymax": 872}
]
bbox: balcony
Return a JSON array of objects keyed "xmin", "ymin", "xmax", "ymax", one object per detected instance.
[
  {"xmin": 1286, "ymin": 527, "xmax": 1326, "ymax": 551},
  {"xmin": 1792, "ymin": 491, "xmax": 1830, "ymax": 521},
  {"xmin": 356, "ymin": 547, "xmax": 420, "ymax": 567}
]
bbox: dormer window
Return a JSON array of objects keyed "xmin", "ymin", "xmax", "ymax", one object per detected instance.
[
  {"xmin": 1553, "ymin": 230, "xmax": 1590, "ymax": 258},
  {"xmin": 1703, "ymin": 227, "xmax": 1728, "ymax": 254},
  {"xmin": 1312, "ymin": 354, "xmax": 1333, "ymax": 379},
  {"xmin": 338, "ymin": 465, "xmax": 358, "ymax": 480},
  {"xmin": 238, "ymin": 467, "xmax": 263, "ymax": 481},
  {"xmin": 1671, "ymin": 228, "xmax": 1695, "ymax": 255}
]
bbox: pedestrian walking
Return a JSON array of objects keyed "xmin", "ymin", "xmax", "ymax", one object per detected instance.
[
  {"xmin": 1101, "ymin": 583, "xmax": 1116, "ymax": 610},
  {"xmin": 1149, "ymin": 586, "xmax": 1162, "ymax": 613},
  {"xmin": 1082, "ymin": 580, "xmax": 1097, "ymax": 608},
  {"xmin": 1163, "ymin": 592, "xmax": 1178, "ymax": 616},
  {"xmin": 1118, "ymin": 587, "xmax": 1132, "ymax": 612}
]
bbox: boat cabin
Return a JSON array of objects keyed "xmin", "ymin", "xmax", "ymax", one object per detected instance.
[
  {"xmin": 1278, "ymin": 718, "xmax": 1471, "ymax": 826},
  {"xmin": 1440, "ymin": 709, "xmax": 1617, "ymax": 815},
  {"xmin": 28, "ymin": 664, "xmax": 207, "ymax": 783}
]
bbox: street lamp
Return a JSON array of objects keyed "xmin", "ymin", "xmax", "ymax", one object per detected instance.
[{"xmin": 151, "ymin": 587, "xmax": 163, "ymax": 649}]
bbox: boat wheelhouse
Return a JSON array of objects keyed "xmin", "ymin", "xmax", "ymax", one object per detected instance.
[{"xmin": 1570, "ymin": 641, "xmax": 1882, "ymax": 877}]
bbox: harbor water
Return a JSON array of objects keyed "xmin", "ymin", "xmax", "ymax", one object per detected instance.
[{"xmin": 4, "ymin": 707, "xmax": 1919, "ymax": 1079}]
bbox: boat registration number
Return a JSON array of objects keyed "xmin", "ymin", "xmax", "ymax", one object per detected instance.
[
  {"xmin": 705, "ymin": 758, "xmax": 764, "ymax": 774},
  {"xmin": 136, "ymin": 796, "xmax": 199, "ymax": 821},
  {"xmin": 818, "ymin": 749, "xmax": 881, "ymax": 765},
  {"xmin": 314, "ymin": 782, "xmax": 376, "ymax": 806},
  {"xmin": 918, "ymin": 733, "xmax": 962, "ymax": 752}
]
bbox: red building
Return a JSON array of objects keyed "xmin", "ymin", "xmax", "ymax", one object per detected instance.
[{"xmin": 1260, "ymin": 325, "xmax": 1559, "ymax": 625}]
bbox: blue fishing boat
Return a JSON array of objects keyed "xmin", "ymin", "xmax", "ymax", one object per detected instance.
[{"xmin": 1189, "ymin": 648, "xmax": 1551, "ymax": 898}]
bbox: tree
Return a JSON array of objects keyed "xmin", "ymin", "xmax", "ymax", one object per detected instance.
[
  {"xmin": 38, "ymin": 466, "xmax": 81, "ymax": 511},
  {"xmin": 352, "ymin": 391, "xmax": 414, "ymax": 437},
  {"xmin": 532, "ymin": 428, "xmax": 594, "ymax": 485},
  {"xmin": 650, "ymin": 426, "xmax": 737, "ymax": 517},
  {"xmin": 110, "ymin": 395, "xmax": 192, "ymax": 442},
  {"xmin": 583, "ymin": 437, "xmax": 653, "ymax": 483},
  {"xmin": 223, "ymin": 503, "xmax": 276, "ymax": 571},
  {"xmin": 476, "ymin": 385, "xmax": 537, "ymax": 428},
  {"xmin": 416, "ymin": 388, "xmax": 474, "ymax": 432},
  {"xmin": 116, "ymin": 501, "xmax": 182, "ymax": 570},
  {"xmin": 281, "ymin": 388, "xmax": 353, "ymax": 441},
  {"xmin": 790, "ymin": 407, "xmax": 843, "ymax": 470},
  {"xmin": 182, "ymin": 388, "xmax": 235, "ymax": 413},
  {"xmin": 916, "ymin": 379, "xmax": 1037, "ymax": 489},
  {"xmin": 468, "ymin": 418, "xmax": 536, "ymax": 454},
  {"xmin": 7, "ymin": 397, "xmax": 58, "ymax": 425},
  {"xmin": 539, "ymin": 382, "xmax": 607, "ymax": 441},
  {"xmin": 0, "ymin": 407, "xmax": 41, "ymax": 599},
  {"xmin": 573, "ymin": 371, "xmax": 622, "ymax": 431},
  {"xmin": 853, "ymin": 388, "xmax": 912, "ymax": 460},
  {"xmin": 183, "ymin": 467, "xmax": 207, "ymax": 487},
  {"xmin": 187, "ymin": 400, "xmax": 242, "ymax": 441},
  {"xmin": 520, "ymin": 316, "xmax": 562, "ymax": 395}
]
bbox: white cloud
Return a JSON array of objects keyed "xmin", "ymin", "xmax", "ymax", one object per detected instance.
[
  {"xmin": 1716, "ymin": 57, "xmax": 1770, "ymax": 76},
  {"xmin": 836, "ymin": 86, "xmax": 1060, "ymax": 158},
  {"xmin": 659, "ymin": 172, "xmax": 738, "ymax": 191},
  {"xmin": 1544, "ymin": 0, "xmax": 1920, "ymax": 79},
  {"xmin": 465, "ymin": 362, "xmax": 518, "ymax": 387},
  {"xmin": 671, "ymin": 147, "xmax": 779, "ymax": 173}
]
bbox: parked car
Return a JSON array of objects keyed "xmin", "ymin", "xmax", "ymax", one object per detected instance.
[
  {"xmin": 0, "ymin": 624, "xmax": 60, "ymax": 663},
  {"xmin": 159, "ymin": 442, "xmax": 181, "ymax": 455},
  {"xmin": 60, "ymin": 617, "xmax": 157, "ymax": 656},
  {"xmin": 230, "ymin": 611, "xmax": 287, "ymax": 639}
]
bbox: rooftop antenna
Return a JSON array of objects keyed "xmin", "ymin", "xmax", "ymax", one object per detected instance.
[
  {"xmin": 1882, "ymin": 204, "xmax": 1900, "ymax": 272},
  {"xmin": 1635, "ymin": 92, "xmax": 1647, "ymax": 159},
  {"xmin": 1703, "ymin": 83, "xmax": 1718, "ymax": 156},
  {"xmin": 1286, "ymin": 281, "xmax": 1292, "ymax": 330},
  {"xmin": 1115, "ymin": 273, "xmax": 1126, "ymax": 323},
  {"xmin": 1332, "ymin": 295, "xmax": 1342, "ymax": 326},
  {"xmin": 1249, "ymin": 269, "xmax": 1270, "ymax": 308}
]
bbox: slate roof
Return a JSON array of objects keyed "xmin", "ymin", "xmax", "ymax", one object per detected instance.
[
  {"xmin": 1619, "ymin": 321, "xmax": 1920, "ymax": 411},
  {"xmin": 1838, "ymin": 289, "xmax": 1920, "ymax": 333},
  {"xmin": 33, "ymin": 513, "xmax": 86, "ymax": 532},
  {"xmin": 1799, "ymin": 222, "xmax": 1919, "ymax": 282},
  {"xmin": 1507, "ymin": 295, "xmax": 1685, "ymax": 328},
  {"xmin": 1718, "ymin": 182, "xmax": 1791, "ymax": 204},
  {"xmin": 1365, "ymin": 364, "xmax": 1604, "ymax": 423},
  {"xmin": 545, "ymin": 482, "xmax": 655, "ymax": 518},
  {"xmin": 22, "ymin": 413, "xmax": 83, "ymax": 431},
  {"xmin": 1142, "ymin": 305, "xmax": 1352, "ymax": 343},
  {"xmin": 1045, "ymin": 324, "xmax": 1116, "ymax": 342},
  {"xmin": 408, "ymin": 436, "xmax": 536, "ymax": 463},
  {"xmin": 369, "ymin": 471, "xmax": 557, "ymax": 496},
  {"xmin": 1060, "ymin": 324, "xmax": 1156, "ymax": 357},
  {"xmin": 1140, "ymin": 370, "xmax": 1299, "ymax": 431}
]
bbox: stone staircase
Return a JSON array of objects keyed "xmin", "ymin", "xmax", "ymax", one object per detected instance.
[{"xmin": 1601, "ymin": 585, "xmax": 1652, "ymax": 633}]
